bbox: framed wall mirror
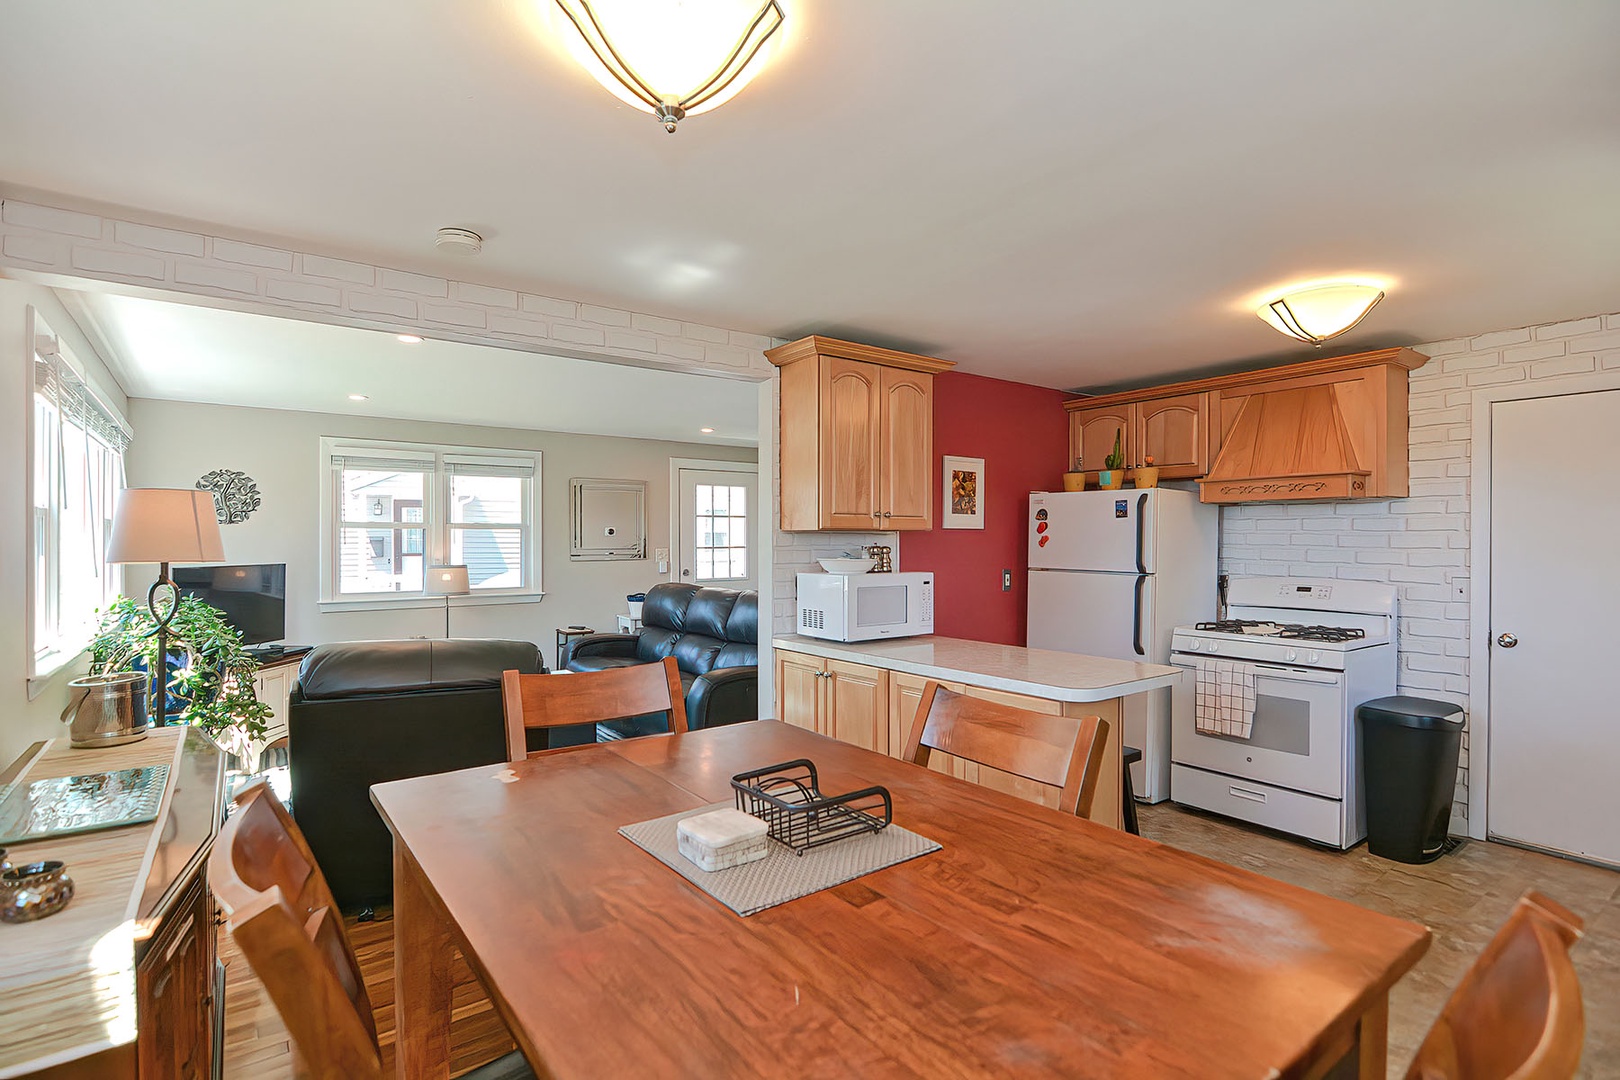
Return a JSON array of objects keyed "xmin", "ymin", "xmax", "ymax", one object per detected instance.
[{"xmin": 570, "ymin": 478, "xmax": 647, "ymax": 561}]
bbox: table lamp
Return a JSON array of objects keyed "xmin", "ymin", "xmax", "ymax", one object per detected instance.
[
  {"xmin": 106, "ymin": 489, "xmax": 226, "ymax": 727},
  {"xmin": 425, "ymin": 564, "xmax": 470, "ymax": 638}
]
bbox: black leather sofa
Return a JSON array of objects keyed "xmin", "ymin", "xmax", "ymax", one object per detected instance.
[
  {"xmin": 287, "ymin": 638, "xmax": 574, "ymax": 910},
  {"xmin": 565, "ymin": 583, "xmax": 759, "ymax": 739}
]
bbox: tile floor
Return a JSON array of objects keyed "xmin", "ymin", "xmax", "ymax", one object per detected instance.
[{"xmin": 1139, "ymin": 803, "xmax": 1620, "ymax": 1077}]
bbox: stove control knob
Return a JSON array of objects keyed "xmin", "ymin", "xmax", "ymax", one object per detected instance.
[
  {"xmin": 1285, "ymin": 649, "xmax": 1298, "ymax": 663},
  {"xmin": 1187, "ymin": 640, "xmax": 1202, "ymax": 651},
  {"xmin": 1307, "ymin": 650, "xmax": 1321, "ymax": 665},
  {"xmin": 1208, "ymin": 641, "xmax": 1220, "ymax": 653}
]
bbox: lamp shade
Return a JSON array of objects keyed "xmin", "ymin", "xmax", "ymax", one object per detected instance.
[
  {"xmin": 1258, "ymin": 283, "xmax": 1386, "ymax": 345},
  {"xmin": 424, "ymin": 565, "xmax": 471, "ymax": 596},
  {"xmin": 106, "ymin": 489, "xmax": 225, "ymax": 565}
]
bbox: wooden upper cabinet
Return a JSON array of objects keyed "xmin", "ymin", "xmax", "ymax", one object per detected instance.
[
  {"xmin": 1063, "ymin": 348, "xmax": 1428, "ymax": 501},
  {"xmin": 768, "ymin": 336, "xmax": 954, "ymax": 531},
  {"xmin": 878, "ymin": 366, "xmax": 932, "ymax": 530}
]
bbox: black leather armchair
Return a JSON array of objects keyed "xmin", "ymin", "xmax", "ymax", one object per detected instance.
[
  {"xmin": 565, "ymin": 583, "xmax": 759, "ymax": 739},
  {"xmin": 287, "ymin": 638, "xmax": 574, "ymax": 910}
]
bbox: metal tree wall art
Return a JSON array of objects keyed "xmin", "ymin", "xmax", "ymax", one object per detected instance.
[{"xmin": 196, "ymin": 469, "xmax": 262, "ymax": 524}]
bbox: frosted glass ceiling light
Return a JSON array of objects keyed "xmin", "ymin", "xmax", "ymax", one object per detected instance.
[
  {"xmin": 1259, "ymin": 283, "xmax": 1386, "ymax": 346},
  {"xmin": 552, "ymin": 0, "xmax": 786, "ymax": 132}
]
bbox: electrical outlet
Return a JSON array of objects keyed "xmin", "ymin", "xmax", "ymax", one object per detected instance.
[
  {"xmin": 1002, "ymin": 568, "xmax": 1013, "ymax": 592},
  {"xmin": 1453, "ymin": 578, "xmax": 1468, "ymax": 598},
  {"xmin": 656, "ymin": 547, "xmax": 671, "ymax": 574}
]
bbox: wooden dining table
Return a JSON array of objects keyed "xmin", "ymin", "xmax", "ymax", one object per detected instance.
[{"xmin": 370, "ymin": 720, "xmax": 1429, "ymax": 1079}]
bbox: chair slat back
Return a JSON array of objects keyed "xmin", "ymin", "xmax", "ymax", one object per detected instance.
[
  {"xmin": 1406, "ymin": 891, "xmax": 1585, "ymax": 1080},
  {"xmin": 502, "ymin": 655, "xmax": 688, "ymax": 761},
  {"xmin": 208, "ymin": 780, "xmax": 382, "ymax": 1080},
  {"xmin": 903, "ymin": 682, "xmax": 1109, "ymax": 817}
]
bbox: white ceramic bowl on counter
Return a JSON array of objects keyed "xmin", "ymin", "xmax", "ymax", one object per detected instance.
[{"xmin": 818, "ymin": 557, "xmax": 876, "ymax": 574}]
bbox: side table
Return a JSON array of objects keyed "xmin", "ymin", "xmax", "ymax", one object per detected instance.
[{"xmin": 555, "ymin": 626, "xmax": 594, "ymax": 670}]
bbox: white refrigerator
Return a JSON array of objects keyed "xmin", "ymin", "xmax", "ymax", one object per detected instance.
[{"xmin": 1027, "ymin": 487, "xmax": 1217, "ymax": 803}]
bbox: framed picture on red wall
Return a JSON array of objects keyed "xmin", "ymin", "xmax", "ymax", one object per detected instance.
[{"xmin": 942, "ymin": 456, "xmax": 985, "ymax": 530}]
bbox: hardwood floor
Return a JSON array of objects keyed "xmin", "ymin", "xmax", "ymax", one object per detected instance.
[
  {"xmin": 222, "ymin": 809, "xmax": 1619, "ymax": 1077},
  {"xmin": 1139, "ymin": 803, "xmax": 1620, "ymax": 1078},
  {"xmin": 220, "ymin": 907, "xmax": 515, "ymax": 1078}
]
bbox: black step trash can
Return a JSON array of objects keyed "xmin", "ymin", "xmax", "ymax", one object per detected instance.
[{"xmin": 1358, "ymin": 695, "xmax": 1466, "ymax": 863}]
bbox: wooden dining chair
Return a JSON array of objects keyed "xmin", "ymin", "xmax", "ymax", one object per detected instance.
[
  {"xmin": 1405, "ymin": 891, "xmax": 1585, "ymax": 1080},
  {"xmin": 903, "ymin": 682, "xmax": 1110, "ymax": 818},
  {"xmin": 209, "ymin": 780, "xmax": 533, "ymax": 1080},
  {"xmin": 501, "ymin": 655, "xmax": 688, "ymax": 762}
]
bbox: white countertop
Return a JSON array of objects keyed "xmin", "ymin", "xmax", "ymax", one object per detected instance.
[{"xmin": 772, "ymin": 634, "xmax": 1181, "ymax": 703}]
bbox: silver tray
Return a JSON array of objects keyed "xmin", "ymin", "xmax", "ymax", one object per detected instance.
[{"xmin": 0, "ymin": 764, "xmax": 170, "ymax": 845}]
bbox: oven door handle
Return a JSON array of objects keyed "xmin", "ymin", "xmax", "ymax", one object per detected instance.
[{"xmin": 1171, "ymin": 658, "xmax": 1343, "ymax": 686}]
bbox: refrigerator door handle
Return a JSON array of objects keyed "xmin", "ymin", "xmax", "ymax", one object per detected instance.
[
  {"xmin": 1132, "ymin": 574, "xmax": 1147, "ymax": 656},
  {"xmin": 1135, "ymin": 493, "xmax": 1149, "ymax": 573}
]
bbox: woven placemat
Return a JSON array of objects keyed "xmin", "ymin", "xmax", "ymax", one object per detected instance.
[{"xmin": 619, "ymin": 802, "xmax": 941, "ymax": 917}]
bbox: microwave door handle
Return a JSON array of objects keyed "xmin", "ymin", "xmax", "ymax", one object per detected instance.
[{"xmin": 1133, "ymin": 574, "xmax": 1147, "ymax": 656}]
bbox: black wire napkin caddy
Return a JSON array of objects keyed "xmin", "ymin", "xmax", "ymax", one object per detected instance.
[{"xmin": 731, "ymin": 759, "xmax": 892, "ymax": 856}]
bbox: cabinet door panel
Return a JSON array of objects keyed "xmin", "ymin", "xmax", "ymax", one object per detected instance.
[
  {"xmin": 878, "ymin": 367, "xmax": 932, "ymax": 530},
  {"xmin": 1070, "ymin": 406, "xmax": 1133, "ymax": 480},
  {"xmin": 776, "ymin": 652, "xmax": 825, "ymax": 733},
  {"xmin": 1137, "ymin": 392, "xmax": 1211, "ymax": 478},
  {"xmin": 138, "ymin": 875, "xmax": 213, "ymax": 1079},
  {"xmin": 888, "ymin": 672, "xmax": 971, "ymax": 777},
  {"xmin": 826, "ymin": 660, "xmax": 889, "ymax": 753},
  {"xmin": 818, "ymin": 358, "xmax": 882, "ymax": 529}
]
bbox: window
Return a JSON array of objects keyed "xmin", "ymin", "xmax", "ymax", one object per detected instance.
[
  {"xmin": 27, "ymin": 309, "xmax": 129, "ymax": 683},
  {"xmin": 693, "ymin": 482, "xmax": 749, "ymax": 581},
  {"xmin": 320, "ymin": 438, "xmax": 540, "ymax": 602}
]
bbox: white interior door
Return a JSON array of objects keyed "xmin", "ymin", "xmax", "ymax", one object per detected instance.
[
  {"xmin": 1489, "ymin": 388, "xmax": 1620, "ymax": 866},
  {"xmin": 675, "ymin": 464, "xmax": 758, "ymax": 591}
]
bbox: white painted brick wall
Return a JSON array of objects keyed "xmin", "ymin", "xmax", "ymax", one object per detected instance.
[
  {"xmin": 0, "ymin": 196, "xmax": 773, "ymax": 381},
  {"xmin": 1220, "ymin": 310, "xmax": 1620, "ymax": 832}
]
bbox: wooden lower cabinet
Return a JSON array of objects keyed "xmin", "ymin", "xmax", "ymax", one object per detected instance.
[
  {"xmin": 780, "ymin": 651, "xmax": 1123, "ymax": 829},
  {"xmin": 137, "ymin": 871, "xmax": 215, "ymax": 1079}
]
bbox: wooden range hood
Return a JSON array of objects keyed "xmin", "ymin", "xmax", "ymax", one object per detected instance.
[{"xmin": 1197, "ymin": 347, "xmax": 1429, "ymax": 504}]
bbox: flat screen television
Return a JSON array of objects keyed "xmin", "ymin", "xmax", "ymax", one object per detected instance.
[{"xmin": 173, "ymin": 563, "xmax": 286, "ymax": 645}]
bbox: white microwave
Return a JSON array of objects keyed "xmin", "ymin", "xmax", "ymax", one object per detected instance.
[{"xmin": 796, "ymin": 572, "xmax": 934, "ymax": 642}]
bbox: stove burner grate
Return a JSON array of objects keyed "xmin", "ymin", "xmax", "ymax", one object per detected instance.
[{"xmin": 1194, "ymin": 620, "xmax": 1368, "ymax": 643}]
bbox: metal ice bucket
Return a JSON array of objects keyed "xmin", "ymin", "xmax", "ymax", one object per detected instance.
[{"xmin": 60, "ymin": 673, "xmax": 149, "ymax": 748}]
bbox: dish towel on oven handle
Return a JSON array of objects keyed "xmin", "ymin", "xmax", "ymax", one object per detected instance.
[{"xmin": 1195, "ymin": 658, "xmax": 1257, "ymax": 739}]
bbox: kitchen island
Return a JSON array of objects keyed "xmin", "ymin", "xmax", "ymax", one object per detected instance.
[{"xmin": 772, "ymin": 634, "xmax": 1181, "ymax": 828}]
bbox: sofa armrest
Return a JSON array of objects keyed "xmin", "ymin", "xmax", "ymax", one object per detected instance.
[
  {"xmin": 687, "ymin": 665, "xmax": 759, "ymax": 730},
  {"xmin": 564, "ymin": 633, "xmax": 640, "ymax": 668}
]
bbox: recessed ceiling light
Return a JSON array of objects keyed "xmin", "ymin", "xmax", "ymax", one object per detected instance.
[
  {"xmin": 348, "ymin": 394, "xmax": 370, "ymax": 401},
  {"xmin": 397, "ymin": 334, "xmax": 424, "ymax": 344},
  {"xmin": 700, "ymin": 427, "xmax": 715, "ymax": 433}
]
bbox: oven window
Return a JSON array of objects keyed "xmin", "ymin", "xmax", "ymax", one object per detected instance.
[
  {"xmin": 1204, "ymin": 694, "xmax": 1312, "ymax": 755},
  {"xmin": 855, "ymin": 585, "xmax": 907, "ymax": 627}
]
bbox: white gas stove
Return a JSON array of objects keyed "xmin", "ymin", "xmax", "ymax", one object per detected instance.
[{"xmin": 1169, "ymin": 577, "xmax": 1397, "ymax": 848}]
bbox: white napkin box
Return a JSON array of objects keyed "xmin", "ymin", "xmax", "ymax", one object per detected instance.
[{"xmin": 677, "ymin": 808, "xmax": 769, "ymax": 872}]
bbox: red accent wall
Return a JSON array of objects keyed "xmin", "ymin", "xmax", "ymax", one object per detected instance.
[{"xmin": 900, "ymin": 371, "xmax": 1069, "ymax": 646}]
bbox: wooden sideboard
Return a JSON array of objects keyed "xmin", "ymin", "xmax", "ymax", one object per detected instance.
[
  {"xmin": 0, "ymin": 727, "xmax": 226, "ymax": 1079},
  {"xmin": 766, "ymin": 335, "xmax": 955, "ymax": 531}
]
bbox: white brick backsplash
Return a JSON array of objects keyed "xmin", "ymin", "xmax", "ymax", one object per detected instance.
[
  {"xmin": 606, "ymin": 329, "xmax": 657, "ymax": 353},
  {"xmin": 419, "ymin": 302, "xmax": 487, "ymax": 328},
  {"xmin": 487, "ymin": 312, "xmax": 550, "ymax": 337},
  {"xmin": 729, "ymin": 330, "xmax": 774, "ymax": 351},
  {"xmin": 657, "ymin": 338, "xmax": 707, "ymax": 362},
  {"xmin": 1220, "ymin": 308, "xmax": 1620, "ymax": 833},
  {"xmin": 71, "ymin": 246, "xmax": 164, "ymax": 279},
  {"xmin": 451, "ymin": 281, "xmax": 518, "ymax": 308},
  {"xmin": 2, "ymin": 199, "xmax": 102, "ymax": 238},
  {"xmin": 347, "ymin": 292, "xmax": 418, "ymax": 319},
  {"xmin": 212, "ymin": 237, "xmax": 294, "ymax": 271},
  {"xmin": 580, "ymin": 303, "xmax": 632, "ymax": 327},
  {"xmin": 114, "ymin": 221, "xmax": 205, "ymax": 256},
  {"xmin": 553, "ymin": 324, "xmax": 606, "ymax": 346},
  {"xmin": 2, "ymin": 233, "xmax": 63, "ymax": 265},
  {"xmin": 521, "ymin": 293, "xmax": 577, "ymax": 319},
  {"xmin": 379, "ymin": 268, "xmax": 448, "ymax": 297},
  {"xmin": 683, "ymin": 322, "xmax": 729, "ymax": 344},
  {"xmin": 175, "ymin": 260, "xmax": 259, "ymax": 294},
  {"xmin": 632, "ymin": 313, "xmax": 683, "ymax": 336}
]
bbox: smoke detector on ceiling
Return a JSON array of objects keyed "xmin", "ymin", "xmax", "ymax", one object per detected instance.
[{"xmin": 434, "ymin": 227, "xmax": 483, "ymax": 256}]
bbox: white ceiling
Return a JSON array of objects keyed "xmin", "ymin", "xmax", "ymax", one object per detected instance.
[
  {"xmin": 3, "ymin": 1, "xmax": 1618, "ymax": 390},
  {"xmin": 66, "ymin": 291, "xmax": 759, "ymax": 444}
]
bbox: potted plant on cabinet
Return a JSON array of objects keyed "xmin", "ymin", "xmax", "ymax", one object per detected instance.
[
  {"xmin": 1134, "ymin": 454, "xmax": 1160, "ymax": 489},
  {"xmin": 1099, "ymin": 430, "xmax": 1127, "ymax": 490},
  {"xmin": 1063, "ymin": 455, "xmax": 1086, "ymax": 492},
  {"xmin": 88, "ymin": 595, "xmax": 272, "ymax": 764}
]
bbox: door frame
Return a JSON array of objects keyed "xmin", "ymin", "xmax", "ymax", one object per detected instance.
[
  {"xmin": 1467, "ymin": 369, "xmax": 1620, "ymax": 840},
  {"xmin": 668, "ymin": 457, "xmax": 759, "ymax": 589}
]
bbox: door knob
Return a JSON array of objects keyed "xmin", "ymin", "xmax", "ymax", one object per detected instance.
[{"xmin": 1497, "ymin": 633, "xmax": 1518, "ymax": 648}]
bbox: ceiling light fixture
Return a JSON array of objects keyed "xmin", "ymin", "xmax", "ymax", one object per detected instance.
[
  {"xmin": 397, "ymin": 334, "xmax": 424, "ymax": 344},
  {"xmin": 551, "ymin": 0, "xmax": 786, "ymax": 133},
  {"xmin": 1258, "ymin": 282, "xmax": 1386, "ymax": 346},
  {"xmin": 348, "ymin": 394, "xmax": 370, "ymax": 401},
  {"xmin": 434, "ymin": 227, "xmax": 483, "ymax": 255},
  {"xmin": 700, "ymin": 427, "xmax": 715, "ymax": 433}
]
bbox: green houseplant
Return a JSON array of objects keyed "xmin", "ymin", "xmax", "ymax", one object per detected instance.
[
  {"xmin": 1100, "ymin": 429, "xmax": 1127, "ymax": 490},
  {"xmin": 89, "ymin": 594, "xmax": 272, "ymax": 761}
]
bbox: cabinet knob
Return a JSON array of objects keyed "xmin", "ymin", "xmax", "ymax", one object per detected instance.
[{"xmin": 882, "ymin": 511, "xmax": 892, "ymax": 518}]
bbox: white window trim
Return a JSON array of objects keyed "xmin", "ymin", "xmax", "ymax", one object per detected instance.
[
  {"xmin": 669, "ymin": 457, "xmax": 757, "ymax": 586},
  {"xmin": 24, "ymin": 306, "xmax": 129, "ymax": 695},
  {"xmin": 318, "ymin": 436, "xmax": 543, "ymax": 607}
]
